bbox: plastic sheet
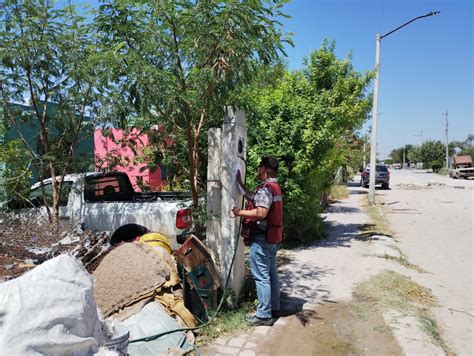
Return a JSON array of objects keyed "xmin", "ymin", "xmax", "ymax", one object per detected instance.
[{"xmin": 0, "ymin": 255, "xmax": 105, "ymax": 355}]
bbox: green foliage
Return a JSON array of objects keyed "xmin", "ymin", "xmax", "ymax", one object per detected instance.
[
  {"xmin": 389, "ymin": 144, "xmax": 415, "ymax": 165},
  {"xmin": 94, "ymin": 0, "xmax": 291, "ymax": 206},
  {"xmin": 0, "ymin": 0, "xmax": 101, "ymax": 220},
  {"xmin": 0, "ymin": 139, "xmax": 31, "ymax": 202},
  {"xmin": 240, "ymin": 42, "xmax": 373, "ymax": 246},
  {"xmin": 407, "ymin": 146, "xmax": 421, "ymax": 164},
  {"xmin": 430, "ymin": 160, "xmax": 442, "ymax": 172},
  {"xmin": 419, "ymin": 140, "xmax": 449, "ymax": 166},
  {"xmin": 451, "ymin": 134, "xmax": 474, "ymax": 160},
  {"xmin": 460, "ymin": 146, "xmax": 474, "ymax": 160}
]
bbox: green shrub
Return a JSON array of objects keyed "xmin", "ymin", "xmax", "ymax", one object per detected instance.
[
  {"xmin": 0, "ymin": 140, "xmax": 32, "ymax": 204},
  {"xmin": 430, "ymin": 160, "xmax": 443, "ymax": 172}
]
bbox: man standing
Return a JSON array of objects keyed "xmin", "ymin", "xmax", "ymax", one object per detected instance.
[{"xmin": 232, "ymin": 156, "xmax": 283, "ymax": 326}]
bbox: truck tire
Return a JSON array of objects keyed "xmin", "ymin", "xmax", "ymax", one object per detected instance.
[
  {"xmin": 110, "ymin": 224, "xmax": 150, "ymax": 245},
  {"xmin": 382, "ymin": 183, "xmax": 389, "ymax": 190}
]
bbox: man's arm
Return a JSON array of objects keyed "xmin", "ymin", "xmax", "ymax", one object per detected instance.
[{"xmin": 232, "ymin": 206, "xmax": 268, "ymax": 220}]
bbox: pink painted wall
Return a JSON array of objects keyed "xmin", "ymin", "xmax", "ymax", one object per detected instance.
[{"xmin": 94, "ymin": 128, "xmax": 162, "ymax": 192}]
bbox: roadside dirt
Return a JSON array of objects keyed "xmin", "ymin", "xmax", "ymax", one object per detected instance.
[
  {"xmin": 257, "ymin": 301, "xmax": 403, "ymax": 355},
  {"xmin": 245, "ymin": 172, "xmax": 460, "ymax": 355},
  {"xmin": 377, "ymin": 169, "xmax": 473, "ymax": 354}
]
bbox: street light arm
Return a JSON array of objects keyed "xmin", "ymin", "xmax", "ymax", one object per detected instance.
[
  {"xmin": 368, "ymin": 10, "xmax": 439, "ymax": 204},
  {"xmin": 381, "ymin": 11, "xmax": 440, "ymax": 39}
]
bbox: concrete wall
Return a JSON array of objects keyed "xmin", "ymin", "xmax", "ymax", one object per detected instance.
[{"xmin": 206, "ymin": 107, "xmax": 247, "ymax": 296}]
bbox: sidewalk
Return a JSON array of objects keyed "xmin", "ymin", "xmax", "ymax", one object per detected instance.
[
  {"xmin": 199, "ymin": 179, "xmax": 444, "ymax": 355},
  {"xmin": 199, "ymin": 181, "xmax": 378, "ymax": 355}
]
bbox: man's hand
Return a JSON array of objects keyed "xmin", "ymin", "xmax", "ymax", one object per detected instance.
[{"xmin": 232, "ymin": 207, "xmax": 241, "ymax": 217}]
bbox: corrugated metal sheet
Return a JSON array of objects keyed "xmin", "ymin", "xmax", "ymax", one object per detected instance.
[{"xmin": 453, "ymin": 155, "xmax": 472, "ymax": 165}]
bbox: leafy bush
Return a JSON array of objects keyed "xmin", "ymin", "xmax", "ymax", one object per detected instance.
[
  {"xmin": 0, "ymin": 140, "xmax": 31, "ymax": 204},
  {"xmin": 430, "ymin": 160, "xmax": 443, "ymax": 172},
  {"xmin": 239, "ymin": 42, "xmax": 373, "ymax": 246}
]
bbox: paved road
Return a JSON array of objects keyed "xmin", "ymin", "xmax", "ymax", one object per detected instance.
[{"xmin": 375, "ymin": 169, "xmax": 473, "ymax": 355}]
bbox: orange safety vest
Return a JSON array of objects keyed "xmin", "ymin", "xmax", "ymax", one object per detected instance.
[{"xmin": 241, "ymin": 181, "xmax": 283, "ymax": 244}]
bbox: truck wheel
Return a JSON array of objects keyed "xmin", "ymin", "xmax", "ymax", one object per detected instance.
[
  {"xmin": 382, "ymin": 183, "xmax": 389, "ymax": 190},
  {"xmin": 110, "ymin": 224, "xmax": 150, "ymax": 245}
]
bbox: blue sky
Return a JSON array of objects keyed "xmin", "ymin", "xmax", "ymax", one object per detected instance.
[{"xmin": 280, "ymin": 0, "xmax": 473, "ymax": 158}]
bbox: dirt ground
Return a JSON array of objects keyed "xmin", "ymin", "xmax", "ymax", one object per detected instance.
[
  {"xmin": 248, "ymin": 170, "xmax": 473, "ymax": 355},
  {"xmin": 377, "ymin": 169, "xmax": 473, "ymax": 354},
  {"xmin": 256, "ymin": 301, "xmax": 404, "ymax": 356}
]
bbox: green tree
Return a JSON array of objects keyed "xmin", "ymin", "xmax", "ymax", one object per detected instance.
[
  {"xmin": 419, "ymin": 140, "xmax": 451, "ymax": 170},
  {"xmin": 451, "ymin": 134, "xmax": 474, "ymax": 159},
  {"xmin": 95, "ymin": 0, "xmax": 291, "ymax": 206},
  {"xmin": 0, "ymin": 139, "xmax": 31, "ymax": 203},
  {"xmin": 240, "ymin": 42, "xmax": 373, "ymax": 245},
  {"xmin": 407, "ymin": 146, "xmax": 421, "ymax": 165},
  {"xmin": 0, "ymin": 0, "xmax": 100, "ymax": 222},
  {"xmin": 461, "ymin": 146, "xmax": 474, "ymax": 160},
  {"xmin": 389, "ymin": 147, "xmax": 403, "ymax": 164},
  {"xmin": 389, "ymin": 144, "xmax": 415, "ymax": 166}
]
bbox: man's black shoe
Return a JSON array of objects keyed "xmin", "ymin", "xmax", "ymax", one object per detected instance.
[
  {"xmin": 246, "ymin": 315, "xmax": 274, "ymax": 326},
  {"xmin": 272, "ymin": 310, "xmax": 280, "ymax": 319}
]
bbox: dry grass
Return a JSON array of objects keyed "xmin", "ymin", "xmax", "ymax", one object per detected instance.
[
  {"xmin": 355, "ymin": 270, "xmax": 437, "ymax": 308},
  {"xmin": 360, "ymin": 195, "xmax": 393, "ymax": 237},
  {"xmin": 329, "ymin": 184, "xmax": 349, "ymax": 201},
  {"xmin": 353, "ymin": 270, "xmax": 451, "ymax": 353},
  {"xmin": 374, "ymin": 245, "xmax": 426, "ymax": 273}
]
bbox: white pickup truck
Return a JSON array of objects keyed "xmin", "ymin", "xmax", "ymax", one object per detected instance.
[{"xmin": 10, "ymin": 172, "xmax": 194, "ymax": 248}]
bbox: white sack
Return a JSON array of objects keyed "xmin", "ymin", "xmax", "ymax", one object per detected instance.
[{"xmin": 0, "ymin": 255, "xmax": 104, "ymax": 355}]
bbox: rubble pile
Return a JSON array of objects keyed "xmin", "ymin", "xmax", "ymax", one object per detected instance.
[
  {"xmin": 0, "ymin": 211, "xmax": 218, "ymax": 354},
  {"xmin": 0, "ymin": 212, "xmax": 110, "ymax": 281}
]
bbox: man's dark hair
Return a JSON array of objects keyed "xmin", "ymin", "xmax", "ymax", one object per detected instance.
[{"xmin": 259, "ymin": 156, "xmax": 279, "ymax": 173}]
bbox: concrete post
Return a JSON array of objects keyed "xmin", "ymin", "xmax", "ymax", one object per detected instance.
[{"xmin": 206, "ymin": 106, "xmax": 247, "ymax": 296}]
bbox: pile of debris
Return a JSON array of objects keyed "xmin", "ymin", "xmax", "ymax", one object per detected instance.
[
  {"xmin": 0, "ymin": 212, "xmax": 221, "ymax": 355},
  {"xmin": 0, "ymin": 212, "xmax": 110, "ymax": 281}
]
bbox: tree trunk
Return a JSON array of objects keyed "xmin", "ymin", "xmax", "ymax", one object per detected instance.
[{"xmin": 187, "ymin": 126, "xmax": 200, "ymax": 208}]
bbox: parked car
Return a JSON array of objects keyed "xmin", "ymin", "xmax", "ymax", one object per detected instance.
[
  {"xmin": 6, "ymin": 172, "xmax": 194, "ymax": 248},
  {"xmin": 360, "ymin": 164, "xmax": 390, "ymax": 189},
  {"xmin": 449, "ymin": 155, "xmax": 474, "ymax": 179}
]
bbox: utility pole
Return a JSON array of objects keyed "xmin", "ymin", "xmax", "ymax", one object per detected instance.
[
  {"xmin": 363, "ymin": 142, "xmax": 366, "ymax": 168},
  {"xmin": 368, "ymin": 33, "xmax": 381, "ymax": 203},
  {"xmin": 403, "ymin": 141, "xmax": 406, "ymax": 168},
  {"xmin": 367, "ymin": 11, "xmax": 440, "ymax": 204},
  {"xmin": 444, "ymin": 110, "xmax": 449, "ymax": 168}
]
